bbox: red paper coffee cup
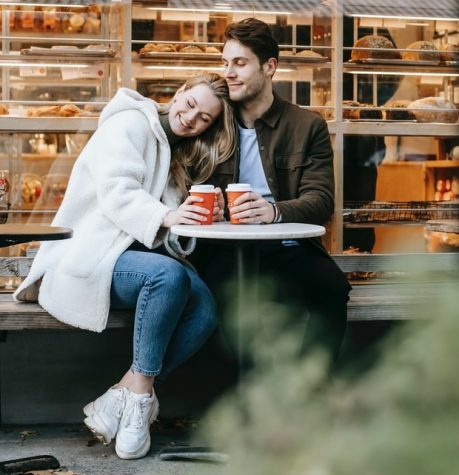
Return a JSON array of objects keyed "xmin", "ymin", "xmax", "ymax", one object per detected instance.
[
  {"xmin": 189, "ymin": 185, "xmax": 215, "ymax": 225},
  {"xmin": 226, "ymin": 183, "xmax": 251, "ymax": 224}
]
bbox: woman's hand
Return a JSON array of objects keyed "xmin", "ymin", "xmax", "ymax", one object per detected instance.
[
  {"xmin": 162, "ymin": 195, "xmax": 211, "ymax": 228},
  {"xmin": 213, "ymin": 187, "xmax": 225, "ymax": 222}
]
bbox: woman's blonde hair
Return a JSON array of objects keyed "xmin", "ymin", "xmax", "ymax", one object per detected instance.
[{"xmin": 160, "ymin": 73, "xmax": 236, "ymax": 197}]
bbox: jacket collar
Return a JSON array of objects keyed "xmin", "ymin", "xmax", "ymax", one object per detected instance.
[{"xmin": 256, "ymin": 91, "xmax": 284, "ymax": 129}]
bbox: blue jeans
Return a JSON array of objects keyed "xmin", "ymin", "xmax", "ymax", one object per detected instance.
[{"xmin": 110, "ymin": 248, "xmax": 217, "ymax": 379}]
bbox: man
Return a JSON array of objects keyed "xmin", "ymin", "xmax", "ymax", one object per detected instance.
[{"xmin": 196, "ymin": 18, "xmax": 351, "ymax": 363}]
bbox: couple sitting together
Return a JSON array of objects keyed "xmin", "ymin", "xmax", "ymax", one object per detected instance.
[{"xmin": 15, "ymin": 18, "xmax": 350, "ymax": 460}]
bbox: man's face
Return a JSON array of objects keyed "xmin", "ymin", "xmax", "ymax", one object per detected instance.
[{"xmin": 222, "ymin": 39, "xmax": 269, "ymax": 103}]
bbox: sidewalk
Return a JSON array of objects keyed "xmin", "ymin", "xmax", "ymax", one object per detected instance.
[{"xmin": 0, "ymin": 420, "xmax": 231, "ymax": 475}]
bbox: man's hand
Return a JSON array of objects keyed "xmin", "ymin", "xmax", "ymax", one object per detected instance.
[
  {"xmin": 229, "ymin": 191, "xmax": 275, "ymax": 224},
  {"xmin": 213, "ymin": 187, "xmax": 225, "ymax": 222},
  {"xmin": 162, "ymin": 195, "xmax": 210, "ymax": 227}
]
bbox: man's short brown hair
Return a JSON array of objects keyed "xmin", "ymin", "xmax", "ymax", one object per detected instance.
[{"xmin": 224, "ymin": 18, "xmax": 279, "ymax": 65}]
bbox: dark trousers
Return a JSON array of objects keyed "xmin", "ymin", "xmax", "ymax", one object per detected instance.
[{"xmin": 193, "ymin": 241, "xmax": 351, "ymax": 365}]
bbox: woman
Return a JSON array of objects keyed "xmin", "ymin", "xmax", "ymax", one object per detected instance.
[{"xmin": 13, "ymin": 73, "xmax": 235, "ymax": 460}]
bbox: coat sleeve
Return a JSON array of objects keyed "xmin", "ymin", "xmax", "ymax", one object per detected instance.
[{"xmin": 83, "ymin": 109, "xmax": 172, "ymax": 247}]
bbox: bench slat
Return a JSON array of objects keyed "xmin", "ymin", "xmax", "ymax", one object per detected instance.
[{"xmin": 0, "ymin": 296, "xmax": 133, "ymax": 330}]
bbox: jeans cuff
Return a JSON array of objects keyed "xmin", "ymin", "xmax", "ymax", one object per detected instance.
[{"xmin": 131, "ymin": 363, "xmax": 162, "ymax": 377}]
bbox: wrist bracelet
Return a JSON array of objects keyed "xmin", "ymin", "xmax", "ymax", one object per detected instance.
[{"xmin": 270, "ymin": 202, "xmax": 278, "ymax": 223}]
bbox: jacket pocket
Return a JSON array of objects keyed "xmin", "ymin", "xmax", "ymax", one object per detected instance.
[
  {"xmin": 214, "ymin": 160, "xmax": 234, "ymax": 176},
  {"xmin": 58, "ymin": 215, "xmax": 121, "ymax": 278},
  {"xmin": 274, "ymin": 152, "xmax": 312, "ymax": 171}
]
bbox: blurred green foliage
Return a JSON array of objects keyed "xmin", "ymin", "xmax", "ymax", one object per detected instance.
[{"xmin": 199, "ymin": 278, "xmax": 458, "ymax": 475}]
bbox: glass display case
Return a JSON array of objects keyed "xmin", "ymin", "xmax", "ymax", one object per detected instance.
[
  {"xmin": 0, "ymin": 0, "xmax": 130, "ymax": 289},
  {"xmin": 131, "ymin": 1, "xmax": 334, "ymax": 112},
  {"xmin": 339, "ymin": 5, "xmax": 459, "ymax": 255}
]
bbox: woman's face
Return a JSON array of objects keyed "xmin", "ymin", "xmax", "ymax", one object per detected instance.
[{"xmin": 168, "ymin": 84, "xmax": 222, "ymax": 137}]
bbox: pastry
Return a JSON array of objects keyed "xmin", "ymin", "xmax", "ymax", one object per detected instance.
[
  {"xmin": 440, "ymin": 43, "xmax": 459, "ymax": 62},
  {"xmin": 408, "ymin": 97, "xmax": 459, "ymax": 123},
  {"xmin": 27, "ymin": 105, "xmax": 62, "ymax": 117},
  {"xmin": 59, "ymin": 104, "xmax": 81, "ymax": 117},
  {"xmin": 84, "ymin": 103, "xmax": 104, "ymax": 113},
  {"xmin": 351, "ymin": 35, "xmax": 400, "ymax": 61},
  {"xmin": 82, "ymin": 16, "xmax": 101, "ymax": 34},
  {"xmin": 177, "ymin": 44, "xmax": 205, "ymax": 53},
  {"xmin": 401, "ymin": 41, "xmax": 440, "ymax": 62},
  {"xmin": 384, "ymin": 100, "xmax": 415, "ymax": 121},
  {"xmin": 342, "ymin": 100, "xmax": 361, "ymax": 119},
  {"xmin": 0, "ymin": 104, "xmax": 8, "ymax": 115},
  {"xmin": 358, "ymin": 103, "xmax": 383, "ymax": 120},
  {"xmin": 205, "ymin": 46, "xmax": 221, "ymax": 53},
  {"xmin": 140, "ymin": 43, "xmax": 176, "ymax": 54},
  {"xmin": 296, "ymin": 50, "xmax": 323, "ymax": 58},
  {"xmin": 68, "ymin": 13, "xmax": 85, "ymax": 32}
]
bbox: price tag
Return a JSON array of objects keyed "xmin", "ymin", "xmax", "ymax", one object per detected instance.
[
  {"xmin": 61, "ymin": 65, "xmax": 105, "ymax": 80},
  {"xmin": 20, "ymin": 66, "xmax": 47, "ymax": 77}
]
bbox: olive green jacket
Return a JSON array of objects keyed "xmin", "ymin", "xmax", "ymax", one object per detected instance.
[{"xmin": 208, "ymin": 92, "xmax": 335, "ymax": 253}]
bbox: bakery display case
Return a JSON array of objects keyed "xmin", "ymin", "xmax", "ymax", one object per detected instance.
[
  {"xmin": 338, "ymin": 5, "xmax": 459, "ymax": 255},
  {"xmin": 131, "ymin": 1, "xmax": 334, "ymax": 113},
  {"xmin": 0, "ymin": 0, "xmax": 130, "ymax": 289}
]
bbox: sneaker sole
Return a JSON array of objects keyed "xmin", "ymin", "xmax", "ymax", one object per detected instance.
[
  {"xmin": 83, "ymin": 401, "xmax": 94, "ymax": 418},
  {"xmin": 116, "ymin": 434, "xmax": 151, "ymax": 460},
  {"xmin": 84, "ymin": 415, "xmax": 115, "ymax": 445}
]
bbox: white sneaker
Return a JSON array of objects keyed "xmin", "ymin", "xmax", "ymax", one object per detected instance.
[
  {"xmin": 115, "ymin": 390, "xmax": 159, "ymax": 460},
  {"xmin": 83, "ymin": 386, "xmax": 127, "ymax": 445}
]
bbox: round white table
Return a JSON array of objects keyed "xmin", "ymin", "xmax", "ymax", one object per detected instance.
[
  {"xmin": 171, "ymin": 222, "xmax": 326, "ymax": 375},
  {"xmin": 170, "ymin": 222, "xmax": 325, "ymax": 241}
]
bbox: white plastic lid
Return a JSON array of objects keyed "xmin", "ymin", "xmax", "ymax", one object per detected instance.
[
  {"xmin": 226, "ymin": 183, "xmax": 251, "ymax": 192},
  {"xmin": 190, "ymin": 185, "xmax": 215, "ymax": 193}
]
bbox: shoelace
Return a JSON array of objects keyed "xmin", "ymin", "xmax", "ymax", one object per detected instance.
[
  {"xmin": 114, "ymin": 390, "xmax": 125, "ymax": 418},
  {"xmin": 123, "ymin": 397, "xmax": 148, "ymax": 430}
]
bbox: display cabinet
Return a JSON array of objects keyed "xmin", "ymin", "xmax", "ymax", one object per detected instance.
[
  {"xmin": 0, "ymin": 0, "xmax": 130, "ymax": 290},
  {"xmin": 338, "ymin": 7, "xmax": 459, "ymax": 254}
]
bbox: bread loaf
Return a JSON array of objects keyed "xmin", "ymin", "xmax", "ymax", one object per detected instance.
[
  {"xmin": 408, "ymin": 97, "xmax": 459, "ymax": 123},
  {"xmin": 177, "ymin": 44, "xmax": 205, "ymax": 53},
  {"xmin": 205, "ymin": 46, "xmax": 221, "ymax": 53},
  {"xmin": 385, "ymin": 100, "xmax": 415, "ymax": 121},
  {"xmin": 351, "ymin": 35, "xmax": 400, "ymax": 60},
  {"xmin": 342, "ymin": 100, "xmax": 382, "ymax": 120},
  {"xmin": 296, "ymin": 50, "xmax": 323, "ymax": 58},
  {"xmin": 440, "ymin": 43, "xmax": 459, "ymax": 62},
  {"xmin": 402, "ymin": 41, "xmax": 440, "ymax": 62},
  {"xmin": 59, "ymin": 104, "xmax": 81, "ymax": 117},
  {"xmin": 27, "ymin": 105, "xmax": 62, "ymax": 117},
  {"xmin": 0, "ymin": 104, "xmax": 8, "ymax": 115},
  {"xmin": 358, "ymin": 103, "xmax": 383, "ymax": 120},
  {"xmin": 140, "ymin": 43, "xmax": 176, "ymax": 54},
  {"xmin": 343, "ymin": 100, "xmax": 360, "ymax": 119}
]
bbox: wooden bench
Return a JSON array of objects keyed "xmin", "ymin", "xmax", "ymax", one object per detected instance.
[{"xmin": 0, "ymin": 253, "xmax": 457, "ymax": 331}]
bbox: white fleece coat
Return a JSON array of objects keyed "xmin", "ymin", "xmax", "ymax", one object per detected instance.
[{"xmin": 14, "ymin": 88, "xmax": 195, "ymax": 332}]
